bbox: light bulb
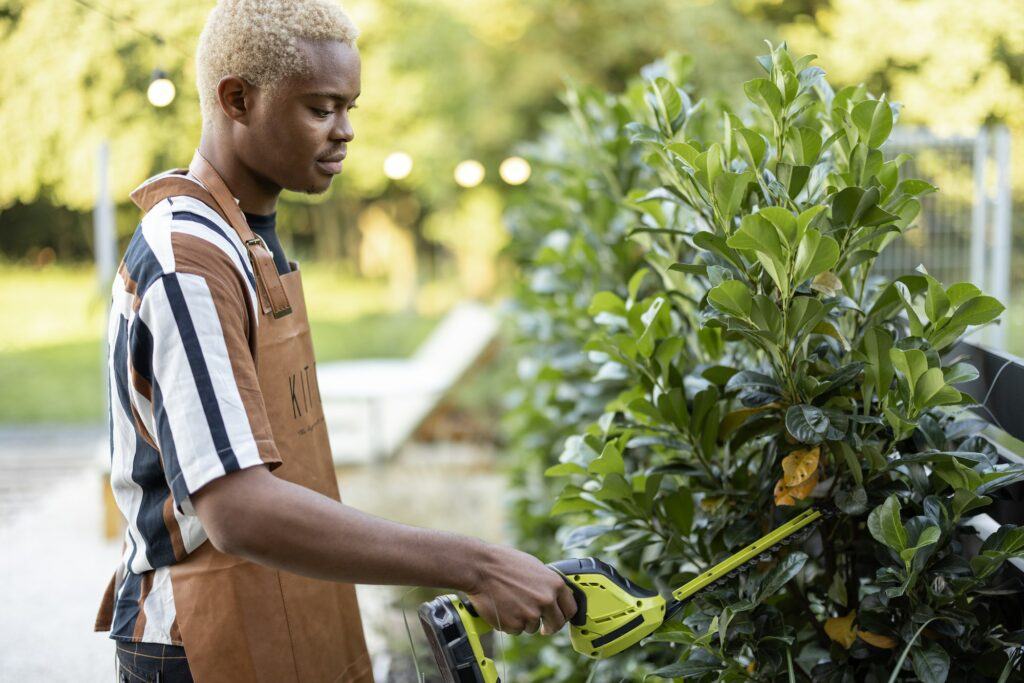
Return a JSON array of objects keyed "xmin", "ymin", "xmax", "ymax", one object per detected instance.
[
  {"xmin": 147, "ymin": 71, "xmax": 175, "ymax": 108},
  {"xmin": 499, "ymin": 156, "xmax": 531, "ymax": 185},
  {"xmin": 454, "ymin": 159, "xmax": 485, "ymax": 188},
  {"xmin": 383, "ymin": 151, "xmax": 413, "ymax": 180}
]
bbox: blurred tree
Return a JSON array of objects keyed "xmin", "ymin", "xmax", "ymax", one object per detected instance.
[
  {"xmin": 423, "ymin": 186, "xmax": 507, "ymax": 299},
  {"xmin": 0, "ymin": 0, "xmax": 205, "ymax": 209},
  {"xmin": 740, "ymin": 0, "xmax": 1023, "ymax": 202},
  {"xmin": 778, "ymin": 0, "xmax": 1023, "ymax": 135},
  {"xmin": 0, "ymin": 0, "xmax": 772, "ymax": 259}
]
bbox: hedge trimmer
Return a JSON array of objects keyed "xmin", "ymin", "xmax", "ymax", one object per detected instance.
[{"xmin": 419, "ymin": 505, "xmax": 836, "ymax": 682}]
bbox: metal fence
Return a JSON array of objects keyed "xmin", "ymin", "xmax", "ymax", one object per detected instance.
[{"xmin": 880, "ymin": 126, "xmax": 1013, "ymax": 349}]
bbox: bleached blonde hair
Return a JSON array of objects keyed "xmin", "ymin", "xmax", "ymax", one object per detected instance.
[{"xmin": 196, "ymin": 0, "xmax": 359, "ymax": 124}]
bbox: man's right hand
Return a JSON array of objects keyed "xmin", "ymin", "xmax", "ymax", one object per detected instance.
[{"xmin": 464, "ymin": 544, "xmax": 578, "ymax": 636}]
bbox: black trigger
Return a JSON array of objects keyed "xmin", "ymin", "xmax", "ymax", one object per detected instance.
[{"xmin": 568, "ymin": 581, "xmax": 588, "ymax": 627}]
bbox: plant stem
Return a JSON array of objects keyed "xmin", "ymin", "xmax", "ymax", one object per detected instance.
[
  {"xmin": 791, "ymin": 583, "xmax": 829, "ymax": 647},
  {"xmin": 887, "ymin": 618, "xmax": 939, "ymax": 683}
]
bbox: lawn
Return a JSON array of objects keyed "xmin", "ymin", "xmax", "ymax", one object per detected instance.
[{"xmin": 0, "ymin": 263, "xmax": 455, "ymax": 423}]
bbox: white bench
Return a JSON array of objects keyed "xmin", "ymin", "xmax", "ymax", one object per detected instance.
[{"xmin": 318, "ymin": 302, "xmax": 499, "ymax": 466}]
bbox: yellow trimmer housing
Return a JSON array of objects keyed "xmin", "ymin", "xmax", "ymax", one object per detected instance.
[
  {"xmin": 549, "ymin": 557, "xmax": 668, "ymax": 659},
  {"xmin": 420, "ymin": 506, "xmax": 832, "ymax": 681}
]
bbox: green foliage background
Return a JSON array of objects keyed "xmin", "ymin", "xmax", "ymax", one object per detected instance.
[
  {"xmin": 0, "ymin": 0, "xmax": 775, "ymax": 262},
  {"xmin": 2, "ymin": 0, "xmax": 1019, "ymax": 265},
  {"xmin": 501, "ymin": 43, "xmax": 1024, "ymax": 682}
]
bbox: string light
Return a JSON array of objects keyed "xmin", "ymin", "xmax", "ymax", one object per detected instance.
[
  {"xmin": 147, "ymin": 69, "xmax": 176, "ymax": 107},
  {"xmin": 383, "ymin": 152, "xmax": 413, "ymax": 180},
  {"xmin": 454, "ymin": 160, "xmax": 485, "ymax": 188},
  {"xmin": 499, "ymin": 156, "xmax": 531, "ymax": 185},
  {"xmin": 69, "ymin": 0, "xmax": 190, "ymax": 108}
]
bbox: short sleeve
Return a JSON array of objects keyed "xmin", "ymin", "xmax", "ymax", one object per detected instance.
[{"xmin": 137, "ymin": 264, "xmax": 281, "ymax": 517}]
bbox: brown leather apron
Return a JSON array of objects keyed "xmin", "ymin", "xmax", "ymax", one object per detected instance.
[{"xmin": 95, "ymin": 151, "xmax": 374, "ymax": 682}]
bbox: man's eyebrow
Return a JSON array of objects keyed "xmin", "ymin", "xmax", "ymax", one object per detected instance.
[{"xmin": 306, "ymin": 91, "xmax": 361, "ymax": 102}]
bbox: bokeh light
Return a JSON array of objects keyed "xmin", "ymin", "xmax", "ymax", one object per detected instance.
[
  {"xmin": 499, "ymin": 156, "xmax": 531, "ymax": 185},
  {"xmin": 454, "ymin": 159, "xmax": 485, "ymax": 188},
  {"xmin": 383, "ymin": 151, "xmax": 413, "ymax": 180},
  {"xmin": 147, "ymin": 74, "xmax": 176, "ymax": 108}
]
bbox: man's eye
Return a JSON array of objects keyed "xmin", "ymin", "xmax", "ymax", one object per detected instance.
[{"xmin": 312, "ymin": 107, "xmax": 332, "ymax": 118}]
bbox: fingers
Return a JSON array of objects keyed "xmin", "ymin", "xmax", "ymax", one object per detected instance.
[
  {"xmin": 539, "ymin": 599, "xmax": 566, "ymax": 636},
  {"xmin": 556, "ymin": 583, "xmax": 579, "ymax": 623}
]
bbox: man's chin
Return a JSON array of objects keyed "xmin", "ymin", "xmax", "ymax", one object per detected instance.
[{"xmin": 292, "ymin": 175, "xmax": 334, "ymax": 195}]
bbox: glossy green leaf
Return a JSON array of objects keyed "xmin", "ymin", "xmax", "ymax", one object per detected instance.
[
  {"xmin": 736, "ymin": 127, "xmax": 766, "ymax": 169},
  {"xmin": 713, "ymin": 171, "xmax": 754, "ymax": 225},
  {"xmin": 708, "ymin": 280, "xmax": 753, "ymax": 318},
  {"xmin": 868, "ymin": 494, "xmax": 908, "ymax": 552},
  {"xmin": 589, "ymin": 442, "xmax": 625, "ymax": 475},
  {"xmin": 914, "ymin": 367, "xmax": 961, "ymax": 409},
  {"xmin": 910, "ymin": 642, "xmax": 950, "ymax": 683},
  {"xmin": 589, "ymin": 291, "xmax": 627, "ymax": 317},
  {"xmin": 757, "ymin": 551, "xmax": 808, "ymax": 603},
  {"xmin": 786, "ymin": 296, "xmax": 825, "ymax": 340},
  {"xmin": 924, "ymin": 277, "xmax": 951, "ymax": 322},
  {"xmin": 851, "ymin": 99, "xmax": 894, "ymax": 148},
  {"xmin": 743, "ymin": 77, "xmax": 783, "ymax": 121},
  {"xmin": 662, "ymin": 489, "xmax": 694, "ymax": 535},
  {"xmin": 794, "ymin": 229, "xmax": 840, "ymax": 283},
  {"xmin": 595, "ymin": 473, "xmax": 634, "ymax": 501},
  {"xmin": 785, "ymin": 404, "xmax": 830, "ymax": 444}
]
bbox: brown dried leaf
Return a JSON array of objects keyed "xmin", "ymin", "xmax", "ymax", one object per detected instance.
[
  {"xmin": 857, "ymin": 630, "xmax": 898, "ymax": 649},
  {"xmin": 774, "ymin": 468, "xmax": 819, "ymax": 506},
  {"xmin": 811, "ymin": 271, "xmax": 843, "ymax": 296},
  {"xmin": 825, "ymin": 611, "xmax": 858, "ymax": 649},
  {"xmin": 782, "ymin": 447, "xmax": 820, "ymax": 487}
]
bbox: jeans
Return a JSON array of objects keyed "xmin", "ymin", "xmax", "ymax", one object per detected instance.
[{"xmin": 114, "ymin": 640, "xmax": 194, "ymax": 683}]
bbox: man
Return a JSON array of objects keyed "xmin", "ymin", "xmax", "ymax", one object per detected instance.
[{"xmin": 94, "ymin": 1, "xmax": 577, "ymax": 681}]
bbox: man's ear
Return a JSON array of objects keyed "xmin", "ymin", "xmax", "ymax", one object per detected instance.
[{"xmin": 216, "ymin": 75, "xmax": 255, "ymax": 124}]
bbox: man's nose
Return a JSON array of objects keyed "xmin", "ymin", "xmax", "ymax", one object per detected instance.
[{"xmin": 331, "ymin": 113, "xmax": 354, "ymax": 143}]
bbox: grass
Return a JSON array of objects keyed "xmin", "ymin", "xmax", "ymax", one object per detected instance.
[
  {"xmin": 0, "ymin": 339, "xmax": 106, "ymax": 423},
  {"xmin": 0, "ymin": 262, "xmax": 457, "ymax": 424}
]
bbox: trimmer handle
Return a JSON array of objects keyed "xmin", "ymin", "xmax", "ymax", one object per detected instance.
[{"xmin": 546, "ymin": 561, "xmax": 589, "ymax": 626}]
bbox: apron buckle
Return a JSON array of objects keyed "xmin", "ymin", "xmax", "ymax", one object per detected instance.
[{"xmin": 244, "ymin": 236, "xmax": 293, "ymax": 318}]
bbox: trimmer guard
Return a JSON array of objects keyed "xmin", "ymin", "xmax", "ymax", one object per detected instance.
[{"xmin": 418, "ymin": 594, "xmax": 500, "ymax": 683}]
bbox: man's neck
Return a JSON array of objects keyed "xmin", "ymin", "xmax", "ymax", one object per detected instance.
[{"xmin": 197, "ymin": 134, "xmax": 281, "ymax": 214}]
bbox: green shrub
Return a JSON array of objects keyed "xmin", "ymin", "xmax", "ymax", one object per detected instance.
[{"xmin": 509, "ymin": 42, "xmax": 1024, "ymax": 681}]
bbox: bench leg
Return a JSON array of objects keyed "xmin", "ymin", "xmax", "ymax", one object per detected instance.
[{"xmin": 102, "ymin": 473, "xmax": 122, "ymax": 540}]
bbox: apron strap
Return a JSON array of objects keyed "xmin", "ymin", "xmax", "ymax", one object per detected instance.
[
  {"xmin": 187, "ymin": 151, "xmax": 292, "ymax": 319},
  {"xmin": 128, "ymin": 158, "xmax": 293, "ymax": 319},
  {"xmin": 129, "ymin": 172, "xmax": 232, "ymax": 224}
]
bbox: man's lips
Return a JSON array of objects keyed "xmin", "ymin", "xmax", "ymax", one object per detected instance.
[
  {"xmin": 316, "ymin": 160, "xmax": 343, "ymax": 174},
  {"xmin": 316, "ymin": 153, "xmax": 346, "ymax": 175}
]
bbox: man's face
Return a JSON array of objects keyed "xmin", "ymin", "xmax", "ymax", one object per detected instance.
[{"xmin": 238, "ymin": 39, "xmax": 361, "ymax": 195}]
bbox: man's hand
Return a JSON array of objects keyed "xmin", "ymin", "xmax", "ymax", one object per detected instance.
[{"xmin": 463, "ymin": 544, "xmax": 578, "ymax": 636}]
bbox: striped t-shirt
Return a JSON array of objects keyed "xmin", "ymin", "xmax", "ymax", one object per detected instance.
[{"xmin": 105, "ymin": 179, "xmax": 283, "ymax": 644}]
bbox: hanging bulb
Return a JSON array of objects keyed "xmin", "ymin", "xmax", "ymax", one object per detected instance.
[
  {"xmin": 454, "ymin": 160, "xmax": 485, "ymax": 188},
  {"xmin": 384, "ymin": 152, "xmax": 413, "ymax": 180},
  {"xmin": 499, "ymin": 156, "xmax": 531, "ymax": 185},
  {"xmin": 147, "ymin": 69, "xmax": 176, "ymax": 107}
]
